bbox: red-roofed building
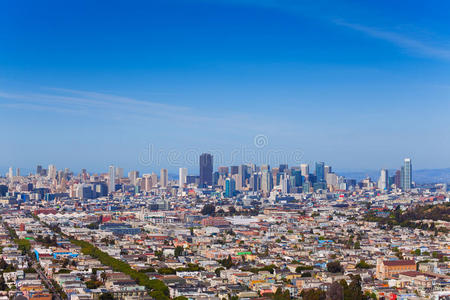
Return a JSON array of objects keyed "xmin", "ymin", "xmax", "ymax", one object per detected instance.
[{"xmin": 376, "ymin": 259, "xmax": 416, "ymax": 279}]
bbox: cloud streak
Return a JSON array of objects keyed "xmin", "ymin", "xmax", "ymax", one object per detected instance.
[
  {"xmin": 213, "ymin": 0, "xmax": 450, "ymax": 62},
  {"xmin": 0, "ymin": 88, "xmax": 200, "ymax": 122},
  {"xmin": 0, "ymin": 87, "xmax": 292, "ymax": 135},
  {"xmin": 334, "ymin": 20, "xmax": 450, "ymax": 61}
]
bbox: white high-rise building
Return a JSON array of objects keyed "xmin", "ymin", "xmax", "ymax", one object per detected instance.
[
  {"xmin": 378, "ymin": 169, "xmax": 389, "ymax": 190},
  {"xmin": 326, "ymin": 172, "xmax": 338, "ymax": 187},
  {"xmin": 300, "ymin": 164, "xmax": 309, "ymax": 177},
  {"xmin": 129, "ymin": 171, "xmax": 139, "ymax": 185},
  {"xmin": 116, "ymin": 167, "xmax": 124, "ymax": 179},
  {"xmin": 142, "ymin": 174, "xmax": 153, "ymax": 192},
  {"xmin": 403, "ymin": 158, "xmax": 412, "ymax": 191},
  {"xmin": 324, "ymin": 165, "xmax": 331, "ymax": 180},
  {"xmin": 160, "ymin": 168, "xmax": 168, "ymax": 188},
  {"xmin": 48, "ymin": 164, "xmax": 57, "ymax": 180},
  {"xmin": 108, "ymin": 165, "xmax": 116, "ymax": 193},
  {"xmin": 8, "ymin": 167, "xmax": 13, "ymax": 179},
  {"xmin": 151, "ymin": 173, "xmax": 158, "ymax": 188},
  {"xmin": 280, "ymin": 173, "xmax": 290, "ymax": 195},
  {"xmin": 179, "ymin": 168, "xmax": 187, "ymax": 187},
  {"xmin": 261, "ymin": 170, "xmax": 273, "ymax": 195}
]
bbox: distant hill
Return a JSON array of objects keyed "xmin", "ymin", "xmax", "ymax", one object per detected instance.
[{"xmin": 338, "ymin": 168, "xmax": 450, "ymax": 184}]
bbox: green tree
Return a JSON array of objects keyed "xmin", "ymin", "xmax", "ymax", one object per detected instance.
[
  {"xmin": 295, "ymin": 265, "xmax": 313, "ymax": 273},
  {"xmin": 99, "ymin": 292, "xmax": 114, "ymax": 300},
  {"xmin": 215, "ymin": 267, "xmax": 224, "ymax": 277},
  {"xmin": 327, "ymin": 281, "xmax": 343, "ymax": 300},
  {"xmin": 356, "ymin": 260, "xmax": 374, "ymax": 269},
  {"xmin": 327, "ymin": 261, "xmax": 344, "ymax": 273},
  {"xmin": 85, "ymin": 280, "xmax": 102, "ymax": 289},
  {"xmin": 174, "ymin": 246, "xmax": 184, "ymax": 257},
  {"xmin": 219, "ymin": 255, "xmax": 233, "ymax": 269},
  {"xmin": 301, "ymin": 288, "xmax": 326, "ymax": 300},
  {"xmin": 271, "ymin": 287, "xmax": 290, "ymax": 300},
  {"xmin": 201, "ymin": 204, "xmax": 215, "ymax": 215}
]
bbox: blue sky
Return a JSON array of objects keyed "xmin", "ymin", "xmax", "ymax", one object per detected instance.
[{"xmin": 1, "ymin": 0, "xmax": 449, "ymax": 174}]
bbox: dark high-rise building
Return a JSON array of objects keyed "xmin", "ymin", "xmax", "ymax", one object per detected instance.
[
  {"xmin": 279, "ymin": 164, "xmax": 288, "ymax": 173},
  {"xmin": 36, "ymin": 165, "xmax": 42, "ymax": 176},
  {"xmin": 186, "ymin": 175, "xmax": 199, "ymax": 185},
  {"xmin": 199, "ymin": 153, "xmax": 213, "ymax": 187},
  {"xmin": 238, "ymin": 165, "xmax": 247, "ymax": 187},
  {"xmin": 0, "ymin": 185, "xmax": 8, "ymax": 197},
  {"xmin": 94, "ymin": 182, "xmax": 108, "ymax": 197},
  {"xmin": 315, "ymin": 162, "xmax": 325, "ymax": 182},
  {"xmin": 394, "ymin": 170, "xmax": 401, "ymax": 188},
  {"xmin": 218, "ymin": 166, "xmax": 229, "ymax": 176},
  {"xmin": 291, "ymin": 169, "xmax": 302, "ymax": 187},
  {"xmin": 249, "ymin": 173, "xmax": 260, "ymax": 191},
  {"xmin": 400, "ymin": 166, "xmax": 405, "ymax": 190},
  {"xmin": 230, "ymin": 166, "xmax": 239, "ymax": 175},
  {"xmin": 213, "ymin": 171, "xmax": 220, "ymax": 185}
]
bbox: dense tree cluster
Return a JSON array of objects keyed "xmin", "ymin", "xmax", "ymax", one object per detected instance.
[
  {"xmin": 218, "ymin": 255, "xmax": 234, "ymax": 269},
  {"xmin": 200, "ymin": 204, "xmax": 215, "ymax": 216},
  {"xmin": 365, "ymin": 203, "xmax": 449, "ymax": 233},
  {"xmin": 71, "ymin": 239, "xmax": 169, "ymax": 300},
  {"xmin": 326, "ymin": 261, "xmax": 344, "ymax": 273},
  {"xmin": 355, "ymin": 260, "xmax": 374, "ymax": 269},
  {"xmin": 35, "ymin": 235, "xmax": 58, "ymax": 247},
  {"xmin": 302, "ymin": 275, "xmax": 371, "ymax": 300}
]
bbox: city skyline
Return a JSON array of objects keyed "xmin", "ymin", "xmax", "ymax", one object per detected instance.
[
  {"xmin": 3, "ymin": 156, "xmax": 415, "ymax": 184},
  {"xmin": 1, "ymin": 156, "xmax": 419, "ymax": 196},
  {"xmin": 1, "ymin": 0, "xmax": 450, "ymax": 171}
]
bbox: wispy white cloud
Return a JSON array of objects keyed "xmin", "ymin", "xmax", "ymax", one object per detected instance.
[
  {"xmin": 334, "ymin": 20, "xmax": 450, "ymax": 61},
  {"xmin": 0, "ymin": 87, "xmax": 291, "ymax": 134},
  {"xmin": 211, "ymin": 0, "xmax": 450, "ymax": 62}
]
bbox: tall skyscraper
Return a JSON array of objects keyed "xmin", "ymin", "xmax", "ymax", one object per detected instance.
[
  {"xmin": 129, "ymin": 170, "xmax": 139, "ymax": 185},
  {"xmin": 300, "ymin": 164, "xmax": 309, "ymax": 180},
  {"xmin": 48, "ymin": 164, "xmax": 57, "ymax": 180},
  {"xmin": 36, "ymin": 165, "xmax": 42, "ymax": 176},
  {"xmin": 8, "ymin": 167, "xmax": 13, "ymax": 179},
  {"xmin": 249, "ymin": 173, "xmax": 260, "ymax": 191},
  {"xmin": 315, "ymin": 162, "xmax": 325, "ymax": 182},
  {"xmin": 238, "ymin": 165, "xmax": 247, "ymax": 189},
  {"xmin": 142, "ymin": 174, "xmax": 153, "ymax": 192},
  {"xmin": 378, "ymin": 169, "xmax": 389, "ymax": 190},
  {"xmin": 199, "ymin": 153, "xmax": 213, "ymax": 187},
  {"xmin": 225, "ymin": 177, "xmax": 235, "ymax": 198},
  {"xmin": 116, "ymin": 167, "xmax": 124, "ymax": 179},
  {"xmin": 151, "ymin": 173, "xmax": 158, "ymax": 188},
  {"xmin": 291, "ymin": 169, "xmax": 302, "ymax": 187},
  {"xmin": 261, "ymin": 169, "xmax": 273, "ymax": 195},
  {"xmin": 279, "ymin": 164, "xmax": 288, "ymax": 173},
  {"xmin": 400, "ymin": 166, "xmax": 405, "ymax": 190},
  {"xmin": 218, "ymin": 166, "xmax": 229, "ymax": 176},
  {"xmin": 403, "ymin": 158, "xmax": 412, "ymax": 191},
  {"xmin": 324, "ymin": 165, "xmax": 331, "ymax": 180},
  {"xmin": 230, "ymin": 165, "xmax": 239, "ymax": 175},
  {"xmin": 179, "ymin": 168, "xmax": 188, "ymax": 187},
  {"xmin": 160, "ymin": 168, "xmax": 168, "ymax": 188},
  {"xmin": 108, "ymin": 165, "xmax": 116, "ymax": 193},
  {"xmin": 280, "ymin": 173, "xmax": 290, "ymax": 194},
  {"xmin": 394, "ymin": 170, "xmax": 401, "ymax": 188}
]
